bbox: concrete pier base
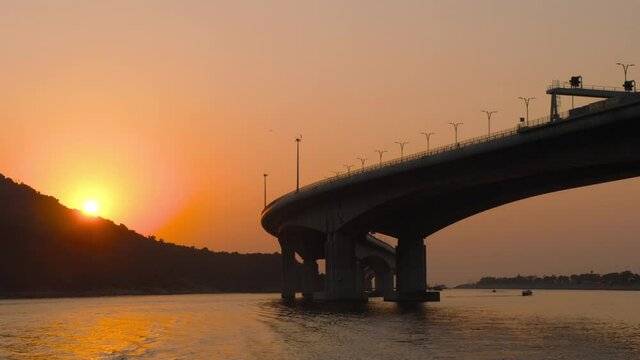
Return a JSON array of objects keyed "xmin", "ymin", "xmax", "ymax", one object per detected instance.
[
  {"xmin": 393, "ymin": 233, "xmax": 439, "ymax": 302},
  {"xmin": 325, "ymin": 232, "xmax": 367, "ymax": 302},
  {"xmin": 377, "ymin": 268, "xmax": 394, "ymax": 299},
  {"xmin": 364, "ymin": 270, "xmax": 375, "ymax": 293},
  {"xmin": 279, "ymin": 238, "xmax": 297, "ymax": 300},
  {"xmin": 396, "ymin": 234, "xmax": 426, "ymax": 294},
  {"xmin": 302, "ymin": 259, "xmax": 318, "ymax": 299}
]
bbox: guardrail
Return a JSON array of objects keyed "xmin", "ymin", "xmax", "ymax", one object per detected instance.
[
  {"xmin": 516, "ymin": 109, "xmax": 572, "ymax": 130},
  {"xmin": 266, "ymin": 92, "xmax": 640, "ymax": 204},
  {"xmin": 296, "ymin": 125, "xmax": 523, "ymax": 193},
  {"xmin": 548, "ymin": 82, "xmax": 630, "ymax": 93}
]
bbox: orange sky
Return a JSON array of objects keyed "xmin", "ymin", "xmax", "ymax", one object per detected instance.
[{"xmin": 1, "ymin": 1, "xmax": 640, "ymax": 285}]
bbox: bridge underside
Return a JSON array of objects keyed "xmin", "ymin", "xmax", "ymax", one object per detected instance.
[
  {"xmin": 357, "ymin": 111, "xmax": 640, "ymax": 237},
  {"xmin": 376, "ymin": 161, "xmax": 640, "ymax": 237}
]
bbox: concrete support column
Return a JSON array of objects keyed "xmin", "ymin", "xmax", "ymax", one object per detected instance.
[
  {"xmin": 325, "ymin": 231, "xmax": 366, "ymax": 301},
  {"xmin": 355, "ymin": 260, "xmax": 364, "ymax": 296},
  {"xmin": 279, "ymin": 238, "xmax": 297, "ymax": 300},
  {"xmin": 301, "ymin": 259, "xmax": 318, "ymax": 299},
  {"xmin": 396, "ymin": 233, "xmax": 426, "ymax": 298},
  {"xmin": 377, "ymin": 268, "xmax": 394, "ymax": 298},
  {"xmin": 364, "ymin": 271, "xmax": 375, "ymax": 293}
]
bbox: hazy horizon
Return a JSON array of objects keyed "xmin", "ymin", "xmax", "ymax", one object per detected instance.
[{"xmin": 2, "ymin": 0, "xmax": 640, "ymax": 285}]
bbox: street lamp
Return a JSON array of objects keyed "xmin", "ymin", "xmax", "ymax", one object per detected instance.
[
  {"xmin": 394, "ymin": 141, "xmax": 409, "ymax": 161},
  {"xmin": 344, "ymin": 164, "xmax": 354, "ymax": 174},
  {"xmin": 518, "ymin": 97, "xmax": 535, "ymax": 122},
  {"xmin": 448, "ymin": 122, "xmax": 463, "ymax": 144},
  {"xmin": 295, "ymin": 135, "xmax": 302, "ymax": 193},
  {"xmin": 374, "ymin": 150, "xmax": 387, "ymax": 166},
  {"xmin": 481, "ymin": 110, "xmax": 497, "ymax": 136},
  {"xmin": 617, "ymin": 62, "xmax": 635, "ymax": 83},
  {"xmin": 357, "ymin": 157, "xmax": 367, "ymax": 171},
  {"xmin": 420, "ymin": 131, "xmax": 435, "ymax": 152},
  {"xmin": 617, "ymin": 62, "xmax": 636, "ymax": 91},
  {"xmin": 263, "ymin": 173, "xmax": 268, "ymax": 208}
]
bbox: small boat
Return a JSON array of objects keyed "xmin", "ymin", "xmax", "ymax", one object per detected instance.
[
  {"xmin": 522, "ymin": 289, "xmax": 533, "ymax": 296},
  {"xmin": 491, "ymin": 289, "xmax": 496, "ymax": 293}
]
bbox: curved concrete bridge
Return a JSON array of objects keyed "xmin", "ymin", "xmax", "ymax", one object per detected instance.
[{"xmin": 262, "ymin": 88, "xmax": 640, "ymax": 302}]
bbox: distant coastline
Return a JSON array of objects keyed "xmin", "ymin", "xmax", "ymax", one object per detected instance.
[
  {"xmin": 455, "ymin": 284, "xmax": 640, "ymax": 291},
  {"xmin": 456, "ymin": 271, "xmax": 640, "ymax": 291}
]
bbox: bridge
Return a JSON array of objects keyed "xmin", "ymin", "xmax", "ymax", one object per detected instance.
[{"xmin": 262, "ymin": 77, "xmax": 640, "ymax": 302}]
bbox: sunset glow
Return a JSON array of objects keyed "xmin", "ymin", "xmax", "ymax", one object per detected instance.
[
  {"xmin": 82, "ymin": 200, "xmax": 99, "ymax": 216},
  {"xmin": 0, "ymin": 1, "xmax": 639, "ymax": 287}
]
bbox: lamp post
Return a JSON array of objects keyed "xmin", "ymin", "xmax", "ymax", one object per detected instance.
[
  {"xmin": 518, "ymin": 97, "xmax": 535, "ymax": 122},
  {"xmin": 394, "ymin": 141, "xmax": 409, "ymax": 161},
  {"xmin": 420, "ymin": 131, "xmax": 435, "ymax": 152},
  {"xmin": 357, "ymin": 157, "xmax": 367, "ymax": 171},
  {"xmin": 448, "ymin": 122, "xmax": 463, "ymax": 144},
  {"xmin": 344, "ymin": 164, "xmax": 354, "ymax": 174},
  {"xmin": 481, "ymin": 110, "xmax": 497, "ymax": 136},
  {"xmin": 374, "ymin": 150, "xmax": 387, "ymax": 166},
  {"xmin": 295, "ymin": 135, "xmax": 302, "ymax": 193},
  {"xmin": 617, "ymin": 62, "xmax": 635, "ymax": 83},
  {"xmin": 263, "ymin": 173, "xmax": 268, "ymax": 208}
]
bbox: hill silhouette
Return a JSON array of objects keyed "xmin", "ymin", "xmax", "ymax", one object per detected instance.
[{"xmin": 0, "ymin": 174, "xmax": 283, "ymax": 298}]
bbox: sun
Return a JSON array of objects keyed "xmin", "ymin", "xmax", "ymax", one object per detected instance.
[{"xmin": 82, "ymin": 199, "xmax": 100, "ymax": 216}]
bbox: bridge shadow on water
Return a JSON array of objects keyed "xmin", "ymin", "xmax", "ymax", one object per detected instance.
[
  {"xmin": 257, "ymin": 298, "xmax": 464, "ymax": 350},
  {"xmin": 265, "ymin": 297, "xmax": 436, "ymax": 319}
]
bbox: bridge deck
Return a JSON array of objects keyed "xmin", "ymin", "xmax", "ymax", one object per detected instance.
[{"xmin": 263, "ymin": 93, "xmax": 640, "ymax": 210}]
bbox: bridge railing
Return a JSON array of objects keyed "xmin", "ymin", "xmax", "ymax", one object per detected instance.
[
  {"xmin": 547, "ymin": 82, "xmax": 631, "ymax": 93},
  {"xmin": 517, "ymin": 109, "xmax": 571, "ymax": 130},
  {"xmin": 297, "ymin": 126, "xmax": 522, "ymax": 192},
  {"xmin": 282, "ymin": 94, "xmax": 640, "ymax": 198}
]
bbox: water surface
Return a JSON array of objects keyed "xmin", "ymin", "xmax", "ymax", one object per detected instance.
[{"xmin": 1, "ymin": 290, "xmax": 639, "ymax": 359}]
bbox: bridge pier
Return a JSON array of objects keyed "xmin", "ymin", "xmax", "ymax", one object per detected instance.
[
  {"xmin": 394, "ymin": 234, "xmax": 438, "ymax": 301},
  {"xmin": 278, "ymin": 238, "xmax": 297, "ymax": 300},
  {"xmin": 364, "ymin": 270, "xmax": 375, "ymax": 293},
  {"xmin": 396, "ymin": 234, "xmax": 426, "ymax": 295},
  {"xmin": 301, "ymin": 259, "xmax": 318, "ymax": 299},
  {"xmin": 356, "ymin": 259, "xmax": 365, "ymax": 296},
  {"xmin": 377, "ymin": 267, "xmax": 394, "ymax": 299},
  {"xmin": 325, "ymin": 232, "xmax": 367, "ymax": 302},
  {"xmin": 363, "ymin": 265, "xmax": 394, "ymax": 298}
]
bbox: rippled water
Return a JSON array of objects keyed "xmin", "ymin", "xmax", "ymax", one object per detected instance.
[{"xmin": 1, "ymin": 290, "xmax": 639, "ymax": 359}]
